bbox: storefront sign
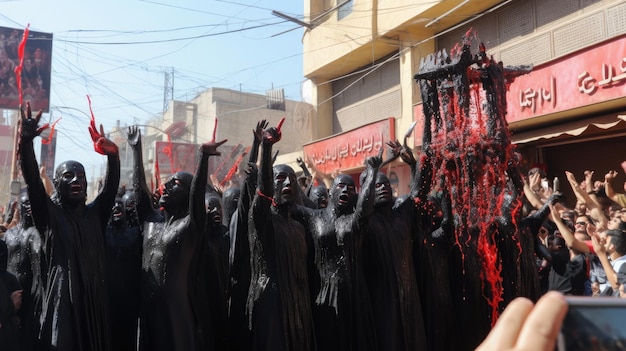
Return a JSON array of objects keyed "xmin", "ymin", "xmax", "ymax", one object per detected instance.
[
  {"xmin": 303, "ymin": 118, "xmax": 395, "ymax": 174},
  {"xmin": 507, "ymin": 34, "xmax": 626, "ymax": 122}
]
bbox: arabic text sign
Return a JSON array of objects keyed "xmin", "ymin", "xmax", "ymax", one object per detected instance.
[
  {"xmin": 303, "ymin": 118, "xmax": 395, "ymax": 174},
  {"xmin": 506, "ymin": 35, "xmax": 626, "ymax": 122}
]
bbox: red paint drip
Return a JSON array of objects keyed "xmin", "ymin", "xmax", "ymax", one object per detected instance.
[
  {"xmin": 42, "ymin": 117, "xmax": 61, "ymax": 145},
  {"xmin": 162, "ymin": 133, "xmax": 176, "ymax": 175},
  {"xmin": 14, "ymin": 24, "xmax": 30, "ymax": 106}
]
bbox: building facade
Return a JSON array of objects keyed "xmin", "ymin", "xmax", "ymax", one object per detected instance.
[
  {"xmin": 132, "ymin": 88, "xmax": 316, "ymax": 191},
  {"xmin": 303, "ymin": 0, "xmax": 626, "ymax": 205}
]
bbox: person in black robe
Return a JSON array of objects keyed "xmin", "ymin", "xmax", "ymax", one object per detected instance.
[
  {"xmin": 104, "ymin": 188, "xmax": 142, "ymax": 351},
  {"xmin": 19, "ymin": 102, "xmax": 119, "ymax": 351},
  {"xmin": 0, "ymin": 239, "xmax": 22, "ymax": 350},
  {"xmin": 127, "ymin": 124, "xmax": 226, "ymax": 351},
  {"xmin": 299, "ymin": 151, "xmax": 381, "ymax": 351},
  {"xmin": 361, "ymin": 140, "xmax": 427, "ymax": 351},
  {"xmin": 308, "ymin": 185, "xmax": 328, "ymax": 209},
  {"xmin": 201, "ymin": 191, "xmax": 230, "ymax": 350},
  {"xmin": 247, "ymin": 120, "xmax": 315, "ymax": 351},
  {"xmin": 4, "ymin": 192, "xmax": 42, "ymax": 351},
  {"xmin": 228, "ymin": 119, "xmax": 267, "ymax": 351}
]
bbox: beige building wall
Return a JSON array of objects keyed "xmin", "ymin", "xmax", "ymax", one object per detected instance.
[{"xmin": 303, "ymin": 0, "xmax": 626, "ymax": 152}]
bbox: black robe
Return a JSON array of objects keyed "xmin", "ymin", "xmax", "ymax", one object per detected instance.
[
  {"xmin": 20, "ymin": 137, "xmax": 119, "ymax": 351},
  {"xmin": 5, "ymin": 224, "xmax": 42, "ymax": 351}
]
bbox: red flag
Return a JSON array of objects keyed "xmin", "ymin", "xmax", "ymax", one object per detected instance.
[{"xmin": 14, "ymin": 24, "xmax": 30, "ymax": 106}]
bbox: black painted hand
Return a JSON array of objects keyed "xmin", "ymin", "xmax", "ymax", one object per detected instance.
[
  {"xmin": 19, "ymin": 102, "xmax": 46, "ymax": 142},
  {"xmin": 253, "ymin": 119, "xmax": 269, "ymax": 144},
  {"xmin": 201, "ymin": 138, "xmax": 228, "ymax": 156},
  {"xmin": 127, "ymin": 125, "xmax": 141, "ymax": 149}
]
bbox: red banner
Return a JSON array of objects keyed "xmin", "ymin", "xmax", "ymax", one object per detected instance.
[{"xmin": 303, "ymin": 118, "xmax": 395, "ymax": 174}]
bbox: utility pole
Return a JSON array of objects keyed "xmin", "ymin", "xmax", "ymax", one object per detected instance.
[{"xmin": 163, "ymin": 67, "xmax": 174, "ymax": 113}]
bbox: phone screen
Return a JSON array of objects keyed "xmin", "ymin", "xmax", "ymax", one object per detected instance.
[{"xmin": 558, "ymin": 297, "xmax": 626, "ymax": 351}]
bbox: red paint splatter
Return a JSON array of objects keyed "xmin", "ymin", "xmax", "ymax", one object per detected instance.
[{"xmin": 41, "ymin": 118, "xmax": 61, "ymax": 145}]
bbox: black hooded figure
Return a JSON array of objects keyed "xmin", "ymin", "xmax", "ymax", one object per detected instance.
[
  {"xmin": 18, "ymin": 102, "xmax": 120, "ymax": 351},
  {"xmin": 127, "ymin": 125, "xmax": 226, "ymax": 351},
  {"xmin": 308, "ymin": 184, "xmax": 328, "ymax": 209},
  {"xmin": 4, "ymin": 192, "xmax": 42, "ymax": 351},
  {"xmin": 104, "ymin": 189, "xmax": 142, "ymax": 351},
  {"xmin": 0, "ymin": 238, "xmax": 22, "ymax": 350},
  {"xmin": 298, "ymin": 154, "xmax": 381, "ymax": 351},
  {"xmin": 361, "ymin": 145, "xmax": 428, "ymax": 351},
  {"xmin": 228, "ymin": 119, "xmax": 267, "ymax": 351},
  {"xmin": 200, "ymin": 192, "xmax": 230, "ymax": 350},
  {"xmin": 246, "ymin": 121, "xmax": 315, "ymax": 351},
  {"xmin": 222, "ymin": 187, "xmax": 240, "ymax": 228}
]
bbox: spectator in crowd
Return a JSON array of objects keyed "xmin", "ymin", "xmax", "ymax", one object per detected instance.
[{"xmin": 592, "ymin": 229, "xmax": 626, "ymax": 296}]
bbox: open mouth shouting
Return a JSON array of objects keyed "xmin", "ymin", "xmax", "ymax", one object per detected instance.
[{"xmin": 70, "ymin": 184, "xmax": 83, "ymax": 195}]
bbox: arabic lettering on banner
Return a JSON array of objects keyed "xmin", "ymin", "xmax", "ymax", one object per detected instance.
[
  {"xmin": 303, "ymin": 118, "xmax": 395, "ymax": 174},
  {"xmin": 505, "ymin": 35, "xmax": 626, "ymax": 123},
  {"xmin": 578, "ymin": 58, "xmax": 626, "ymax": 95}
]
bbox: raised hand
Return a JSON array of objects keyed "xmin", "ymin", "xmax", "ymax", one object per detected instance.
[
  {"xmin": 253, "ymin": 119, "xmax": 269, "ymax": 144},
  {"xmin": 605, "ymin": 170, "xmax": 618, "ymax": 181},
  {"xmin": 263, "ymin": 118, "xmax": 285, "ymax": 145},
  {"xmin": 366, "ymin": 146, "xmax": 384, "ymax": 169},
  {"xmin": 245, "ymin": 162, "xmax": 258, "ymax": 179},
  {"xmin": 19, "ymin": 102, "xmax": 47, "ymax": 142},
  {"xmin": 386, "ymin": 140, "xmax": 402, "ymax": 161},
  {"xmin": 201, "ymin": 138, "xmax": 228, "ymax": 156},
  {"xmin": 296, "ymin": 157, "xmax": 306, "ymax": 169},
  {"xmin": 127, "ymin": 125, "xmax": 141, "ymax": 149},
  {"xmin": 89, "ymin": 120, "xmax": 118, "ymax": 156}
]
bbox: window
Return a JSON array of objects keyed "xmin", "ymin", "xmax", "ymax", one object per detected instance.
[{"xmin": 338, "ymin": 0, "xmax": 353, "ymax": 20}]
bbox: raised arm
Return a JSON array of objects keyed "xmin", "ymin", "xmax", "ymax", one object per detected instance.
[
  {"xmin": 90, "ymin": 121, "xmax": 120, "ymax": 227},
  {"xmin": 355, "ymin": 148, "xmax": 382, "ymax": 227},
  {"xmin": 248, "ymin": 119, "xmax": 268, "ymax": 165},
  {"xmin": 253, "ymin": 120, "xmax": 283, "ymax": 228},
  {"xmin": 566, "ymin": 171, "xmax": 608, "ymax": 230},
  {"xmin": 190, "ymin": 139, "xmax": 227, "ymax": 228},
  {"xmin": 127, "ymin": 126, "xmax": 154, "ymax": 222},
  {"xmin": 18, "ymin": 103, "xmax": 49, "ymax": 233},
  {"xmin": 548, "ymin": 203, "xmax": 590, "ymax": 254}
]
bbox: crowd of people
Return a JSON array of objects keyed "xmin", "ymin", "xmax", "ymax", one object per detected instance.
[{"xmin": 0, "ymin": 101, "xmax": 615, "ymax": 351}]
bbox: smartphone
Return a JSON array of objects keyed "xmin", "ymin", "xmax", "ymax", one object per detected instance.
[
  {"xmin": 557, "ymin": 297, "xmax": 626, "ymax": 351},
  {"xmin": 541, "ymin": 178, "xmax": 550, "ymax": 191}
]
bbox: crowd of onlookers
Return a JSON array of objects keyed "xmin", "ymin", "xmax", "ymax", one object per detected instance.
[{"xmin": 523, "ymin": 163, "xmax": 626, "ymax": 298}]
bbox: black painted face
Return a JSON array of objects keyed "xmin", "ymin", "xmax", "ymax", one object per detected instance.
[
  {"xmin": 122, "ymin": 191, "xmax": 137, "ymax": 218},
  {"xmin": 54, "ymin": 161, "xmax": 87, "ymax": 204},
  {"xmin": 310, "ymin": 185, "xmax": 329, "ymax": 209},
  {"xmin": 222, "ymin": 187, "xmax": 240, "ymax": 224},
  {"xmin": 331, "ymin": 174, "xmax": 356, "ymax": 214},
  {"xmin": 19, "ymin": 193, "xmax": 33, "ymax": 227},
  {"xmin": 273, "ymin": 165, "xmax": 297, "ymax": 206},
  {"xmin": 205, "ymin": 195, "xmax": 223, "ymax": 224},
  {"xmin": 374, "ymin": 173, "xmax": 392, "ymax": 205},
  {"xmin": 159, "ymin": 172, "xmax": 193, "ymax": 211},
  {"xmin": 111, "ymin": 197, "xmax": 125, "ymax": 223}
]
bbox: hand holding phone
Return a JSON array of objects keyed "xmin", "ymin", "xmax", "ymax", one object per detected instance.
[
  {"xmin": 558, "ymin": 297, "xmax": 626, "ymax": 351},
  {"xmin": 476, "ymin": 291, "xmax": 567, "ymax": 351}
]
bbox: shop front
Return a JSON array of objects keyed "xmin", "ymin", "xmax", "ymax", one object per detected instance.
[
  {"xmin": 413, "ymin": 34, "xmax": 626, "ymax": 207},
  {"xmin": 302, "ymin": 118, "xmax": 412, "ymax": 196}
]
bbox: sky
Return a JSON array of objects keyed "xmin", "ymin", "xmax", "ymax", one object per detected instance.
[{"xmin": 0, "ymin": 0, "xmax": 306, "ymax": 180}]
